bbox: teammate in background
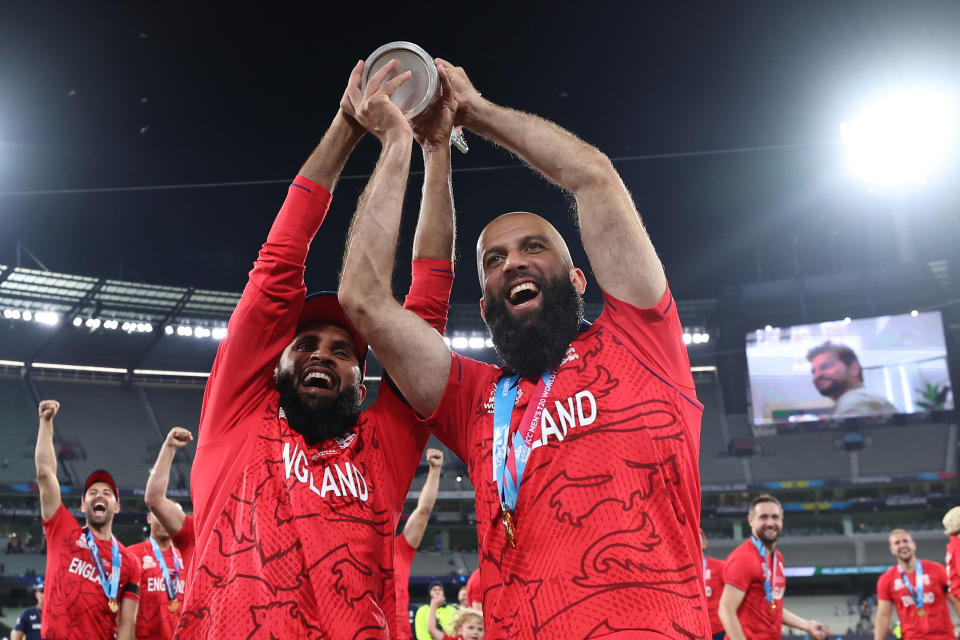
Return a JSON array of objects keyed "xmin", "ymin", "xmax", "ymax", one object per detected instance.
[
  {"xmin": 427, "ymin": 594, "xmax": 483, "ymax": 640},
  {"xmin": 456, "ymin": 586, "xmax": 468, "ymax": 609},
  {"xmin": 874, "ymin": 529, "xmax": 960, "ymax": 640},
  {"xmin": 719, "ymin": 495, "xmax": 828, "ymax": 640},
  {"xmin": 34, "ymin": 400, "xmax": 141, "ymax": 640},
  {"xmin": 396, "ymin": 448, "xmax": 445, "ymax": 639},
  {"xmin": 464, "ymin": 569, "xmax": 481, "ymax": 611},
  {"xmin": 942, "ymin": 506, "xmax": 960, "ymax": 601},
  {"xmin": 129, "ymin": 511, "xmax": 186, "ymax": 639},
  {"xmin": 12, "ymin": 581, "xmax": 44, "ymax": 640},
  {"xmin": 144, "ymin": 427, "xmax": 196, "ymax": 573},
  {"xmin": 807, "ymin": 341, "xmax": 897, "ymax": 417},
  {"xmin": 340, "ymin": 56, "xmax": 707, "ymax": 637},
  {"xmin": 416, "ymin": 582, "xmax": 457, "ymax": 640},
  {"xmin": 175, "ymin": 60, "xmax": 456, "ymax": 638},
  {"xmin": 700, "ymin": 529, "xmax": 726, "ymax": 640}
]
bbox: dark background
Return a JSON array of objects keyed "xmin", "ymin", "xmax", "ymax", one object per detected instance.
[{"xmin": 1, "ymin": 1, "xmax": 958, "ymax": 307}]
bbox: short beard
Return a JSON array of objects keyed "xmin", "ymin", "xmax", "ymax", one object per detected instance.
[
  {"xmin": 276, "ymin": 372, "xmax": 362, "ymax": 446},
  {"xmin": 815, "ymin": 379, "xmax": 847, "ymax": 399},
  {"xmin": 483, "ymin": 275, "xmax": 584, "ymax": 379}
]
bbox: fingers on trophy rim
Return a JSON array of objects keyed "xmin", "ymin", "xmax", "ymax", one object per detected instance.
[
  {"xmin": 381, "ymin": 69, "xmax": 413, "ymax": 96},
  {"xmin": 366, "ymin": 58, "xmax": 399, "ymax": 94}
]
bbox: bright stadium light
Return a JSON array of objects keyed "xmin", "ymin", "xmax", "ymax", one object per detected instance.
[
  {"xmin": 451, "ymin": 336, "xmax": 468, "ymax": 350},
  {"xmin": 22, "ymin": 310, "xmax": 32, "ymax": 322},
  {"xmin": 485, "ymin": 338, "xmax": 494, "ymax": 348},
  {"xmin": 840, "ymin": 89, "xmax": 957, "ymax": 190},
  {"xmin": 468, "ymin": 337, "xmax": 485, "ymax": 350},
  {"xmin": 34, "ymin": 311, "xmax": 59, "ymax": 326},
  {"xmin": 72, "ymin": 317, "xmax": 83, "ymax": 327},
  {"xmin": 212, "ymin": 327, "xmax": 227, "ymax": 340},
  {"xmin": 164, "ymin": 325, "xmax": 174, "ymax": 335}
]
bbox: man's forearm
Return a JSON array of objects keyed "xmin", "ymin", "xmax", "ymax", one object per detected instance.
[
  {"xmin": 411, "ymin": 147, "xmax": 455, "ymax": 261},
  {"xmin": 781, "ymin": 608, "xmax": 808, "ymax": 629},
  {"xmin": 417, "ymin": 466, "xmax": 442, "ymax": 513},
  {"xmin": 299, "ymin": 110, "xmax": 365, "ymax": 191},
  {"xmin": 145, "ymin": 443, "xmax": 176, "ymax": 507},
  {"xmin": 340, "ymin": 135, "xmax": 413, "ymax": 310},
  {"xmin": 719, "ymin": 606, "xmax": 746, "ymax": 640},
  {"xmin": 35, "ymin": 419, "xmax": 57, "ymax": 481},
  {"xmin": 462, "ymin": 100, "xmax": 612, "ymax": 194}
]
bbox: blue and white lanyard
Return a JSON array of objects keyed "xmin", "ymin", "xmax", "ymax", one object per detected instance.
[
  {"xmin": 898, "ymin": 561, "xmax": 926, "ymax": 611},
  {"xmin": 149, "ymin": 536, "xmax": 181, "ymax": 601},
  {"xmin": 84, "ymin": 528, "xmax": 120, "ymax": 604},
  {"xmin": 750, "ymin": 536, "xmax": 777, "ymax": 604},
  {"xmin": 492, "ymin": 369, "xmax": 555, "ymax": 514}
]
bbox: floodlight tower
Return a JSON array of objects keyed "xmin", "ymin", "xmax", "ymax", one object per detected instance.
[{"xmin": 840, "ymin": 89, "xmax": 957, "ymax": 263}]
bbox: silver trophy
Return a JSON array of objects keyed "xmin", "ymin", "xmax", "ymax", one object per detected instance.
[{"xmin": 362, "ymin": 41, "xmax": 468, "ymax": 153}]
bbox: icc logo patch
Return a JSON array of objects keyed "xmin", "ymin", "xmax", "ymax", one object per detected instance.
[
  {"xmin": 75, "ymin": 535, "xmax": 87, "ymax": 550},
  {"xmin": 142, "ymin": 555, "xmax": 157, "ymax": 569}
]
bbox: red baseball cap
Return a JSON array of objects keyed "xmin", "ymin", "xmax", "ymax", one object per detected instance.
[
  {"xmin": 297, "ymin": 292, "xmax": 368, "ymax": 370},
  {"xmin": 84, "ymin": 469, "xmax": 119, "ymax": 497}
]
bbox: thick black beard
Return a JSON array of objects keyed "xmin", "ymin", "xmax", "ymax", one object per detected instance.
[
  {"xmin": 484, "ymin": 275, "xmax": 584, "ymax": 379},
  {"xmin": 276, "ymin": 372, "xmax": 362, "ymax": 445}
]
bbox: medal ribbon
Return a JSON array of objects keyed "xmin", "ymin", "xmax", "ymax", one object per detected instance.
[
  {"xmin": 750, "ymin": 536, "xmax": 777, "ymax": 605},
  {"xmin": 84, "ymin": 528, "xmax": 120, "ymax": 605},
  {"xmin": 898, "ymin": 561, "xmax": 925, "ymax": 611},
  {"xmin": 493, "ymin": 369, "xmax": 556, "ymax": 515},
  {"xmin": 148, "ymin": 536, "xmax": 181, "ymax": 602}
]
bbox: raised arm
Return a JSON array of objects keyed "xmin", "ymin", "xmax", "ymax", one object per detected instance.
[
  {"xmin": 402, "ymin": 449, "xmax": 443, "ymax": 548},
  {"xmin": 145, "ymin": 427, "xmax": 193, "ymax": 536},
  {"xmin": 438, "ymin": 58, "xmax": 665, "ymax": 308},
  {"xmin": 34, "ymin": 399, "xmax": 62, "ymax": 521},
  {"xmin": 339, "ymin": 61, "xmax": 453, "ymax": 417}
]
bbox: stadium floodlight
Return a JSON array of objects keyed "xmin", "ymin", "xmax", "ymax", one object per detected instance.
[
  {"xmin": 451, "ymin": 336, "xmax": 468, "ymax": 350},
  {"xmin": 164, "ymin": 325, "xmax": 174, "ymax": 335},
  {"xmin": 840, "ymin": 89, "xmax": 957, "ymax": 191},
  {"xmin": 212, "ymin": 327, "xmax": 228, "ymax": 340},
  {"xmin": 72, "ymin": 317, "xmax": 83, "ymax": 327},
  {"xmin": 194, "ymin": 327, "xmax": 211, "ymax": 338},
  {"xmin": 176, "ymin": 325, "xmax": 193, "ymax": 337},
  {"xmin": 34, "ymin": 311, "xmax": 59, "ymax": 326},
  {"xmin": 485, "ymin": 337, "xmax": 494, "ymax": 348},
  {"xmin": 911, "ymin": 309, "xmax": 919, "ymax": 317},
  {"xmin": 682, "ymin": 332, "xmax": 692, "ymax": 345},
  {"xmin": 22, "ymin": 310, "xmax": 32, "ymax": 322},
  {"xmin": 468, "ymin": 337, "xmax": 485, "ymax": 350}
]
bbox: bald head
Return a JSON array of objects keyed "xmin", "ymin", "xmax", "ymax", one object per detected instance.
[{"xmin": 476, "ymin": 212, "xmax": 576, "ymax": 285}]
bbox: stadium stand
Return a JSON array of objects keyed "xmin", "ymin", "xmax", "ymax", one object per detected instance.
[{"xmin": 0, "ymin": 374, "xmax": 38, "ymax": 484}]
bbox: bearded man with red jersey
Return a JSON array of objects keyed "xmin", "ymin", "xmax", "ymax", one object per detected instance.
[
  {"xmin": 719, "ymin": 495, "xmax": 828, "ymax": 640},
  {"xmin": 174, "ymin": 61, "xmax": 457, "ymax": 638},
  {"xmin": 34, "ymin": 400, "xmax": 141, "ymax": 640},
  {"xmin": 144, "ymin": 427, "xmax": 196, "ymax": 576},
  {"xmin": 874, "ymin": 528, "xmax": 960, "ymax": 640},
  {"xmin": 340, "ymin": 58, "xmax": 708, "ymax": 637}
]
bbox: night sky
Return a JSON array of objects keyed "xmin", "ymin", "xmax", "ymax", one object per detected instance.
[{"xmin": 1, "ymin": 2, "xmax": 958, "ymax": 306}]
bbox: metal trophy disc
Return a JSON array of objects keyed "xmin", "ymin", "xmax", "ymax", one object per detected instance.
[
  {"xmin": 362, "ymin": 41, "xmax": 468, "ymax": 153},
  {"xmin": 362, "ymin": 41, "xmax": 438, "ymax": 118}
]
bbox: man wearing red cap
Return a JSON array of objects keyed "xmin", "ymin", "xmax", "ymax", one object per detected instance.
[
  {"xmin": 34, "ymin": 400, "xmax": 141, "ymax": 640},
  {"xmin": 175, "ymin": 61, "xmax": 457, "ymax": 638}
]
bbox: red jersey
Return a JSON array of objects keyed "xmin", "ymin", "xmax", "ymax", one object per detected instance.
[
  {"xmin": 946, "ymin": 536, "xmax": 960, "ymax": 599},
  {"xmin": 704, "ymin": 555, "xmax": 725, "ymax": 635},
  {"xmin": 723, "ymin": 539, "xmax": 786, "ymax": 640},
  {"xmin": 877, "ymin": 560, "xmax": 954, "ymax": 640},
  {"xmin": 176, "ymin": 176, "xmax": 453, "ymax": 639},
  {"xmin": 394, "ymin": 533, "xmax": 417, "ymax": 640},
  {"xmin": 41, "ymin": 504, "xmax": 141, "ymax": 640},
  {"xmin": 427, "ymin": 287, "xmax": 707, "ymax": 638},
  {"xmin": 170, "ymin": 514, "xmax": 195, "ymax": 574},
  {"xmin": 129, "ymin": 539, "xmax": 186, "ymax": 640},
  {"xmin": 465, "ymin": 568, "xmax": 481, "ymax": 608}
]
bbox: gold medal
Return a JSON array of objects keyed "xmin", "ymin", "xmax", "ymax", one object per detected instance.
[
  {"xmin": 770, "ymin": 602, "xmax": 777, "ymax": 613},
  {"xmin": 108, "ymin": 598, "xmax": 119, "ymax": 613},
  {"xmin": 168, "ymin": 599, "xmax": 180, "ymax": 612},
  {"xmin": 917, "ymin": 609, "xmax": 926, "ymax": 617},
  {"xmin": 502, "ymin": 511, "xmax": 517, "ymax": 548}
]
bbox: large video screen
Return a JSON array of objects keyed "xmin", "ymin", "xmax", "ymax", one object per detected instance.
[{"xmin": 746, "ymin": 311, "xmax": 953, "ymax": 424}]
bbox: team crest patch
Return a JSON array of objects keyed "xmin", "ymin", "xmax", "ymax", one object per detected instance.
[{"xmin": 142, "ymin": 555, "xmax": 157, "ymax": 569}]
